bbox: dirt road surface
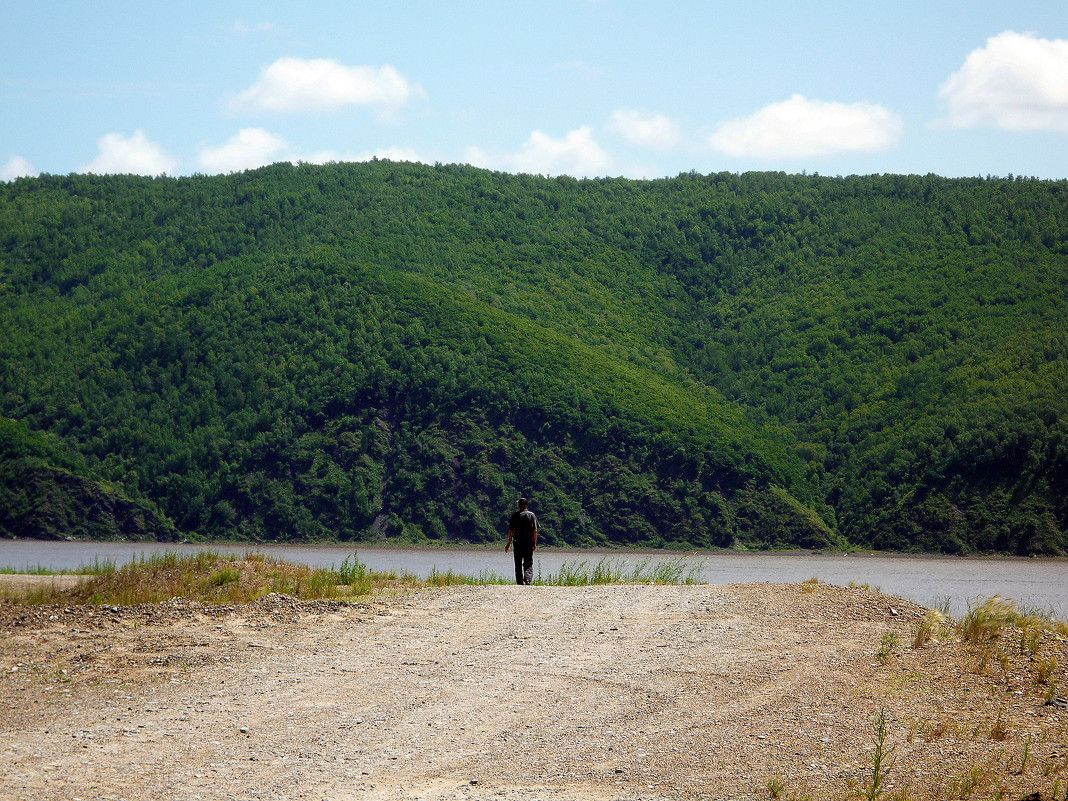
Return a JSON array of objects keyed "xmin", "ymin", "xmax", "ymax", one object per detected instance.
[{"xmin": 3, "ymin": 582, "xmax": 1067, "ymax": 800}]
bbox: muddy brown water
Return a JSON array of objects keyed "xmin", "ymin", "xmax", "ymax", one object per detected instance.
[{"xmin": 2, "ymin": 539, "xmax": 1066, "ymax": 619}]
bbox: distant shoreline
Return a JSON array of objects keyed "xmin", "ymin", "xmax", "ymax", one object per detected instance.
[{"xmin": 4, "ymin": 535, "xmax": 1068, "ymax": 562}]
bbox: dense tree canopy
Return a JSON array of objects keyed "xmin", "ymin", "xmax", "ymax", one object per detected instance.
[{"xmin": 1, "ymin": 162, "xmax": 1065, "ymax": 553}]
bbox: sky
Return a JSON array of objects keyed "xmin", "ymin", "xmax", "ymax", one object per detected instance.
[{"xmin": 2, "ymin": 1, "xmax": 1067, "ymax": 182}]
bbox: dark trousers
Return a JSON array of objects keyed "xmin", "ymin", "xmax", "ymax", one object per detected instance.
[{"xmin": 513, "ymin": 543, "xmax": 534, "ymax": 585}]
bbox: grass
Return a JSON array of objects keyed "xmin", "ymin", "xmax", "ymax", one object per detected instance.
[
  {"xmin": 913, "ymin": 609, "xmax": 950, "ymax": 648},
  {"xmin": 1037, "ymin": 656, "xmax": 1059, "ymax": 685},
  {"xmin": 427, "ymin": 566, "xmax": 508, "ymax": 586},
  {"xmin": 538, "ymin": 557, "xmax": 701, "ymax": 586},
  {"xmin": 958, "ymin": 596, "xmax": 1067, "ymax": 644},
  {"xmin": 1017, "ymin": 736, "xmax": 1033, "ymax": 775},
  {"xmin": 877, "ymin": 632, "xmax": 899, "ymax": 664},
  {"xmin": 989, "ymin": 709, "xmax": 1010, "ymax": 741},
  {"xmin": 949, "ymin": 762, "xmax": 993, "ymax": 799},
  {"xmin": 767, "ymin": 775, "xmax": 787, "ymax": 798},
  {"xmin": 0, "ymin": 557, "xmax": 117, "ymax": 576},
  {"xmin": 0, "ymin": 551, "xmax": 705, "ymax": 606},
  {"xmin": 952, "ymin": 596, "xmax": 1068, "ymax": 692},
  {"xmin": 0, "ymin": 551, "xmax": 430, "ymax": 606},
  {"xmin": 865, "ymin": 707, "xmax": 896, "ymax": 801}
]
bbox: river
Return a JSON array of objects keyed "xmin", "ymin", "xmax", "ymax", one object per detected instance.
[{"xmin": 2, "ymin": 539, "xmax": 1067, "ymax": 619}]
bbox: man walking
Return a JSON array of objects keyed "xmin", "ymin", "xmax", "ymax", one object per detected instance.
[{"xmin": 505, "ymin": 497, "xmax": 538, "ymax": 585}]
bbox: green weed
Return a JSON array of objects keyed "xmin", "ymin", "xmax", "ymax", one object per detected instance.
[
  {"xmin": 767, "ymin": 775, "xmax": 786, "ymax": 799},
  {"xmin": 949, "ymin": 763, "xmax": 990, "ymax": 799},
  {"xmin": 864, "ymin": 708, "xmax": 896, "ymax": 801},
  {"xmin": 876, "ymin": 632, "xmax": 898, "ymax": 664},
  {"xmin": 1017, "ymin": 735, "xmax": 1033, "ymax": 775}
]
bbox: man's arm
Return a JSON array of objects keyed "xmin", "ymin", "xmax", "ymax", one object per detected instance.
[{"xmin": 506, "ymin": 527, "xmax": 513, "ymax": 552}]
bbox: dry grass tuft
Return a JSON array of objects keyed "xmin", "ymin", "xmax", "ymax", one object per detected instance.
[
  {"xmin": 1036, "ymin": 656, "xmax": 1059, "ymax": 685},
  {"xmin": 961, "ymin": 596, "xmax": 1025, "ymax": 643},
  {"xmin": 989, "ymin": 709, "xmax": 1010, "ymax": 741},
  {"xmin": 913, "ymin": 609, "xmax": 949, "ymax": 648},
  {"xmin": 960, "ymin": 596, "xmax": 1062, "ymax": 647}
]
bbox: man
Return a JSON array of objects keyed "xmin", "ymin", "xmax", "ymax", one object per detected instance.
[{"xmin": 505, "ymin": 497, "xmax": 538, "ymax": 585}]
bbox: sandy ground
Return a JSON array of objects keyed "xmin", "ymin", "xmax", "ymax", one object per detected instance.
[{"xmin": 2, "ymin": 582, "xmax": 1067, "ymax": 801}]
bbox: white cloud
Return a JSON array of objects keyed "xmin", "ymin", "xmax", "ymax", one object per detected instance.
[
  {"xmin": 939, "ymin": 31, "xmax": 1068, "ymax": 133},
  {"xmin": 608, "ymin": 109, "xmax": 681, "ymax": 149},
  {"xmin": 708, "ymin": 95, "xmax": 903, "ymax": 159},
  {"xmin": 1, "ymin": 156, "xmax": 37, "ymax": 181},
  {"xmin": 82, "ymin": 130, "xmax": 179, "ymax": 175},
  {"xmin": 197, "ymin": 128, "xmax": 290, "ymax": 173},
  {"xmin": 232, "ymin": 57, "xmax": 423, "ymax": 114},
  {"xmin": 466, "ymin": 126, "xmax": 614, "ymax": 177}
]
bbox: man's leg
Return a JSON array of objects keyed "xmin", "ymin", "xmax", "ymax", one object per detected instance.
[
  {"xmin": 521, "ymin": 547, "xmax": 534, "ymax": 585},
  {"xmin": 513, "ymin": 549, "xmax": 525, "ymax": 585}
]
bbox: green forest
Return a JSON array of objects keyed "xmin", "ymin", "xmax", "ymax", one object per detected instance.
[{"xmin": 1, "ymin": 162, "xmax": 1066, "ymax": 553}]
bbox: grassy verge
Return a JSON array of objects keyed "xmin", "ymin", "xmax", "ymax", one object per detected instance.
[
  {"xmin": 0, "ymin": 552, "xmax": 702, "ymax": 606},
  {"xmin": 0, "ymin": 551, "xmax": 426, "ymax": 605},
  {"xmin": 0, "ymin": 558, "xmax": 118, "ymax": 576},
  {"xmin": 537, "ymin": 556, "xmax": 702, "ymax": 585}
]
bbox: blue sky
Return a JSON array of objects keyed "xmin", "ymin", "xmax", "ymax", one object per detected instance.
[{"xmin": 3, "ymin": 1, "xmax": 1067, "ymax": 181}]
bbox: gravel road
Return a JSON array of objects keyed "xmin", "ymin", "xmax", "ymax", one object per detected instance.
[{"xmin": 2, "ymin": 582, "xmax": 1066, "ymax": 800}]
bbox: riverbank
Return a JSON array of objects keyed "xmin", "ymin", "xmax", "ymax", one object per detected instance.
[
  {"xmin": 3, "ymin": 582, "xmax": 1067, "ymax": 800},
  {"xmin": 5, "ymin": 539, "xmax": 1068, "ymax": 617}
]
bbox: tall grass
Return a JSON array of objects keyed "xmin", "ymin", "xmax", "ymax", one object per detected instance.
[
  {"xmin": 2, "ymin": 551, "xmax": 707, "ymax": 606},
  {"xmin": 959, "ymin": 596, "xmax": 1068, "ymax": 643},
  {"xmin": 1, "ymin": 551, "xmax": 426, "ymax": 606},
  {"xmin": 0, "ymin": 557, "xmax": 116, "ymax": 576},
  {"xmin": 426, "ymin": 567, "xmax": 509, "ymax": 586},
  {"xmin": 539, "ymin": 557, "xmax": 701, "ymax": 586}
]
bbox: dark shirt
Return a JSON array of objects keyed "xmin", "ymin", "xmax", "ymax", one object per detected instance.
[{"xmin": 509, "ymin": 509, "xmax": 538, "ymax": 545}]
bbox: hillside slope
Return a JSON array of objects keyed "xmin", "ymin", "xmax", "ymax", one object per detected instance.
[
  {"xmin": 0, "ymin": 417, "xmax": 175, "ymax": 542},
  {"xmin": 1, "ymin": 163, "xmax": 1066, "ymax": 551}
]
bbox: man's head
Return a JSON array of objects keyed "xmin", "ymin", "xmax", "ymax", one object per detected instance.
[{"xmin": 518, "ymin": 497, "xmax": 528, "ymax": 510}]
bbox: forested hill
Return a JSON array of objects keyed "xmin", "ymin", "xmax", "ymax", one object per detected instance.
[{"xmin": 1, "ymin": 163, "xmax": 1066, "ymax": 554}]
